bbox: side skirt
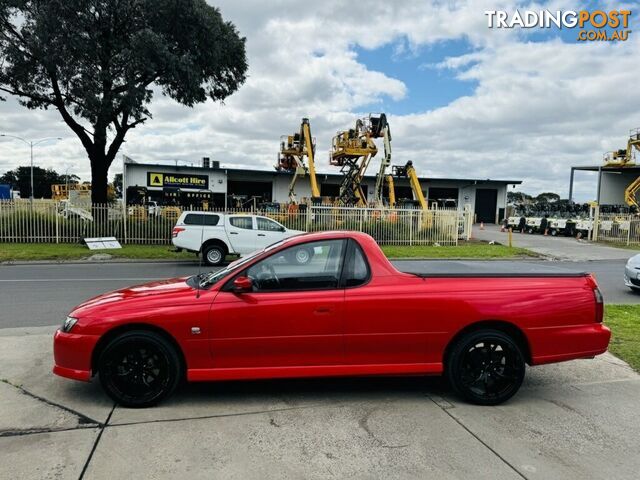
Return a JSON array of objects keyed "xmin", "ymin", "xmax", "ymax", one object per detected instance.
[{"xmin": 187, "ymin": 362, "xmax": 443, "ymax": 382}]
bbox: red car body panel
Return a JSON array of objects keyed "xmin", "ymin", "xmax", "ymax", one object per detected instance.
[{"xmin": 53, "ymin": 231, "xmax": 611, "ymax": 384}]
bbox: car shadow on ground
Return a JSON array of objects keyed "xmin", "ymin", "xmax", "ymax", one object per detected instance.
[{"xmin": 163, "ymin": 375, "xmax": 453, "ymax": 408}]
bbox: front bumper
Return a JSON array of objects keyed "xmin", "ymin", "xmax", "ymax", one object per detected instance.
[
  {"xmin": 624, "ymin": 264, "xmax": 640, "ymax": 287},
  {"xmin": 52, "ymin": 329, "xmax": 100, "ymax": 382}
]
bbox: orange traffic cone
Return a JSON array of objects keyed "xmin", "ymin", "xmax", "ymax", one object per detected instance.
[{"xmin": 480, "ymin": 222, "xmax": 485, "ymax": 230}]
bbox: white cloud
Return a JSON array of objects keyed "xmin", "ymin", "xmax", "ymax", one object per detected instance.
[{"xmin": 0, "ymin": 0, "xmax": 638, "ymax": 202}]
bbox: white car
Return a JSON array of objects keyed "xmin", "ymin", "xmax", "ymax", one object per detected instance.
[
  {"xmin": 172, "ymin": 212, "xmax": 305, "ymax": 265},
  {"xmin": 624, "ymin": 253, "xmax": 640, "ymax": 292}
]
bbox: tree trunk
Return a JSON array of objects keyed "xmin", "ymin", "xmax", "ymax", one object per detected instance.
[{"xmin": 90, "ymin": 153, "xmax": 109, "ymax": 204}]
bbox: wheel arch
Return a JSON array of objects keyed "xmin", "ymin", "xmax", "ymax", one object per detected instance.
[
  {"xmin": 443, "ymin": 320, "xmax": 532, "ymax": 366},
  {"xmin": 200, "ymin": 238, "xmax": 228, "ymax": 255},
  {"xmin": 91, "ymin": 323, "xmax": 187, "ymax": 377}
]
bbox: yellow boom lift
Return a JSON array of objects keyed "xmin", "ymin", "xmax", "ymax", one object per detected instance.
[
  {"xmin": 372, "ymin": 114, "xmax": 392, "ymax": 206},
  {"xmin": 330, "ymin": 113, "xmax": 387, "ymax": 206},
  {"xmin": 619, "ymin": 128, "xmax": 640, "ymax": 208},
  {"xmin": 391, "ymin": 161, "xmax": 428, "ymax": 210},
  {"xmin": 385, "ymin": 174, "xmax": 396, "ymax": 208},
  {"xmin": 603, "ymin": 128, "xmax": 640, "ymax": 167},
  {"xmin": 276, "ymin": 118, "xmax": 320, "ymax": 203}
]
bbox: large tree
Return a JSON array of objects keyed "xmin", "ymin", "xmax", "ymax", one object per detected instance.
[{"xmin": 0, "ymin": 0, "xmax": 247, "ymax": 203}]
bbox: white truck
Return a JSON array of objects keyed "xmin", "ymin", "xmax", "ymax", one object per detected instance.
[{"xmin": 172, "ymin": 212, "xmax": 305, "ymax": 265}]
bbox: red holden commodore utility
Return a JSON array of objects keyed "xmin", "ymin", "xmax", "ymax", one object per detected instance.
[{"xmin": 53, "ymin": 231, "xmax": 610, "ymax": 408}]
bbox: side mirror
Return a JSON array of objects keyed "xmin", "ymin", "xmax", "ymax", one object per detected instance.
[
  {"xmin": 232, "ymin": 276, "xmax": 253, "ymax": 293},
  {"xmin": 280, "ymin": 226, "xmax": 286, "ymax": 232}
]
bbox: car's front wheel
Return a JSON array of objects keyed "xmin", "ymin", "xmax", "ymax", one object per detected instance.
[
  {"xmin": 446, "ymin": 329, "xmax": 525, "ymax": 405},
  {"xmin": 97, "ymin": 330, "xmax": 182, "ymax": 408}
]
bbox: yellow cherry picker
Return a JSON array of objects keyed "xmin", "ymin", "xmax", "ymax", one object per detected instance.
[{"xmin": 276, "ymin": 118, "xmax": 320, "ymax": 204}]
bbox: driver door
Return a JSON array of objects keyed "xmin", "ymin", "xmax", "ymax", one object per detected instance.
[{"xmin": 210, "ymin": 239, "xmax": 347, "ymax": 368}]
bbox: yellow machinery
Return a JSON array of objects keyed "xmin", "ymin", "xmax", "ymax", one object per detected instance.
[
  {"xmin": 372, "ymin": 114, "xmax": 392, "ymax": 206},
  {"xmin": 385, "ymin": 174, "xmax": 395, "ymax": 208},
  {"xmin": 625, "ymin": 177, "xmax": 640, "ymax": 209},
  {"xmin": 606, "ymin": 128, "xmax": 640, "ymax": 208},
  {"xmin": 391, "ymin": 161, "xmax": 428, "ymax": 210},
  {"xmin": 330, "ymin": 113, "xmax": 388, "ymax": 206},
  {"xmin": 604, "ymin": 128, "xmax": 640, "ymax": 167},
  {"xmin": 51, "ymin": 183, "xmax": 91, "ymax": 201},
  {"xmin": 277, "ymin": 118, "xmax": 320, "ymax": 203}
]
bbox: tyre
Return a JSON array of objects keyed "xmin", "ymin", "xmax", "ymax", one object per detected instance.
[
  {"xmin": 629, "ymin": 286, "xmax": 640, "ymax": 293},
  {"xmin": 287, "ymin": 246, "xmax": 313, "ymax": 265},
  {"xmin": 446, "ymin": 329, "xmax": 525, "ymax": 406},
  {"xmin": 203, "ymin": 244, "xmax": 225, "ymax": 266},
  {"xmin": 97, "ymin": 331, "xmax": 182, "ymax": 408}
]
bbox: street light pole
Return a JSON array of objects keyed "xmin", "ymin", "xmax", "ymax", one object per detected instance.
[
  {"xmin": 0, "ymin": 134, "xmax": 62, "ymax": 205},
  {"xmin": 30, "ymin": 142, "xmax": 34, "ymax": 202}
]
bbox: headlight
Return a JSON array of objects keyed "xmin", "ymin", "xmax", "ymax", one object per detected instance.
[{"xmin": 61, "ymin": 316, "xmax": 78, "ymax": 333}]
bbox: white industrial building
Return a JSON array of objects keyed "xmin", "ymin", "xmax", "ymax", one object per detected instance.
[{"xmin": 123, "ymin": 157, "xmax": 521, "ymax": 223}]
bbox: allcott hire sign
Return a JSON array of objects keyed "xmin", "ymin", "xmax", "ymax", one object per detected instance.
[{"xmin": 147, "ymin": 172, "xmax": 209, "ymax": 190}]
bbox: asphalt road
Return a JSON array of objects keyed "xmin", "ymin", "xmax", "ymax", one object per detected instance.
[{"xmin": 0, "ymin": 258, "xmax": 635, "ymax": 329}]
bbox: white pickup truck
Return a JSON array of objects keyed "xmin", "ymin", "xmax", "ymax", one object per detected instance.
[{"xmin": 172, "ymin": 212, "xmax": 305, "ymax": 265}]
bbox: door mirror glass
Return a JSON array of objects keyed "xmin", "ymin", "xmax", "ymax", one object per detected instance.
[{"xmin": 233, "ymin": 276, "xmax": 253, "ymax": 293}]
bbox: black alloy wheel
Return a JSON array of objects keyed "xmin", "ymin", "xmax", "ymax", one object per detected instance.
[
  {"xmin": 98, "ymin": 331, "xmax": 182, "ymax": 408},
  {"xmin": 446, "ymin": 329, "xmax": 525, "ymax": 405}
]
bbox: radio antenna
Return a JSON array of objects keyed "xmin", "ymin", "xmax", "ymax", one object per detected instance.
[{"xmin": 196, "ymin": 209, "xmax": 206, "ymax": 299}]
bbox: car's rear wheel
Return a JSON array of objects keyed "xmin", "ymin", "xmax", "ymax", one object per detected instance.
[
  {"xmin": 446, "ymin": 329, "xmax": 525, "ymax": 405},
  {"xmin": 203, "ymin": 244, "xmax": 225, "ymax": 266},
  {"xmin": 287, "ymin": 246, "xmax": 313, "ymax": 265},
  {"xmin": 97, "ymin": 331, "xmax": 182, "ymax": 408}
]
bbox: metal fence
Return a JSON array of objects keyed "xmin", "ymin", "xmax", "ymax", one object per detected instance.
[
  {"xmin": 592, "ymin": 210, "xmax": 640, "ymax": 245},
  {"xmin": 0, "ymin": 200, "xmax": 470, "ymax": 246}
]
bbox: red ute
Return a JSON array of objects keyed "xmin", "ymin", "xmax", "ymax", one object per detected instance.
[{"xmin": 53, "ymin": 231, "xmax": 610, "ymax": 407}]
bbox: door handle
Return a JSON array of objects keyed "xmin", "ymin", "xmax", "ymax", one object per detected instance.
[
  {"xmin": 230, "ymin": 231, "xmax": 238, "ymax": 235},
  {"xmin": 258, "ymin": 233, "xmax": 266, "ymax": 237},
  {"xmin": 314, "ymin": 306, "xmax": 332, "ymax": 314}
]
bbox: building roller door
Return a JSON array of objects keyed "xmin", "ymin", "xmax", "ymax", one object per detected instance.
[{"xmin": 475, "ymin": 188, "xmax": 497, "ymax": 223}]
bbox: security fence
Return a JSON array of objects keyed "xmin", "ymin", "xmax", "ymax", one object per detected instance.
[
  {"xmin": 592, "ymin": 210, "xmax": 640, "ymax": 245},
  {"xmin": 0, "ymin": 200, "xmax": 470, "ymax": 246}
]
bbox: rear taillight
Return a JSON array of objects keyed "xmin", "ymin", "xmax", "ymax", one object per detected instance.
[
  {"xmin": 586, "ymin": 274, "xmax": 603, "ymax": 323},
  {"xmin": 172, "ymin": 227, "xmax": 185, "ymax": 238},
  {"xmin": 594, "ymin": 287, "xmax": 604, "ymax": 323}
]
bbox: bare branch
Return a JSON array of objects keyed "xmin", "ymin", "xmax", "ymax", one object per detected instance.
[{"xmin": 48, "ymin": 72, "xmax": 94, "ymax": 152}]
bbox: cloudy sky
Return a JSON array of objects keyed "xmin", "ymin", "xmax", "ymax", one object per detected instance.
[{"xmin": 0, "ymin": 0, "xmax": 638, "ymax": 201}]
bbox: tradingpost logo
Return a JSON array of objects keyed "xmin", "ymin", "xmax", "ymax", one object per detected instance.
[{"xmin": 484, "ymin": 9, "xmax": 632, "ymax": 41}]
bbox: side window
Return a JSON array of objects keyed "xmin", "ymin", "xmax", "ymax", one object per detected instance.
[
  {"xmin": 229, "ymin": 216, "xmax": 253, "ymax": 230},
  {"xmin": 257, "ymin": 217, "xmax": 284, "ymax": 232},
  {"xmin": 184, "ymin": 214, "xmax": 219, "ymax": 226},
  {"xmin": 246, "ymin": 239, "xmax": 346, "ymax": 292},
  {"xmin": 343, "ymin": 241, "xmax": 370, "ymax": 287}
]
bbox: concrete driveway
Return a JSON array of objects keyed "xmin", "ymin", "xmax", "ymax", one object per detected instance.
[
  {"xmin": 1, "ymin": 325, "xmax": 638, "ymax": 479},
  {"xmin": 474, "ymin": 225, "xmax": 634, "ymax": 261}
]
